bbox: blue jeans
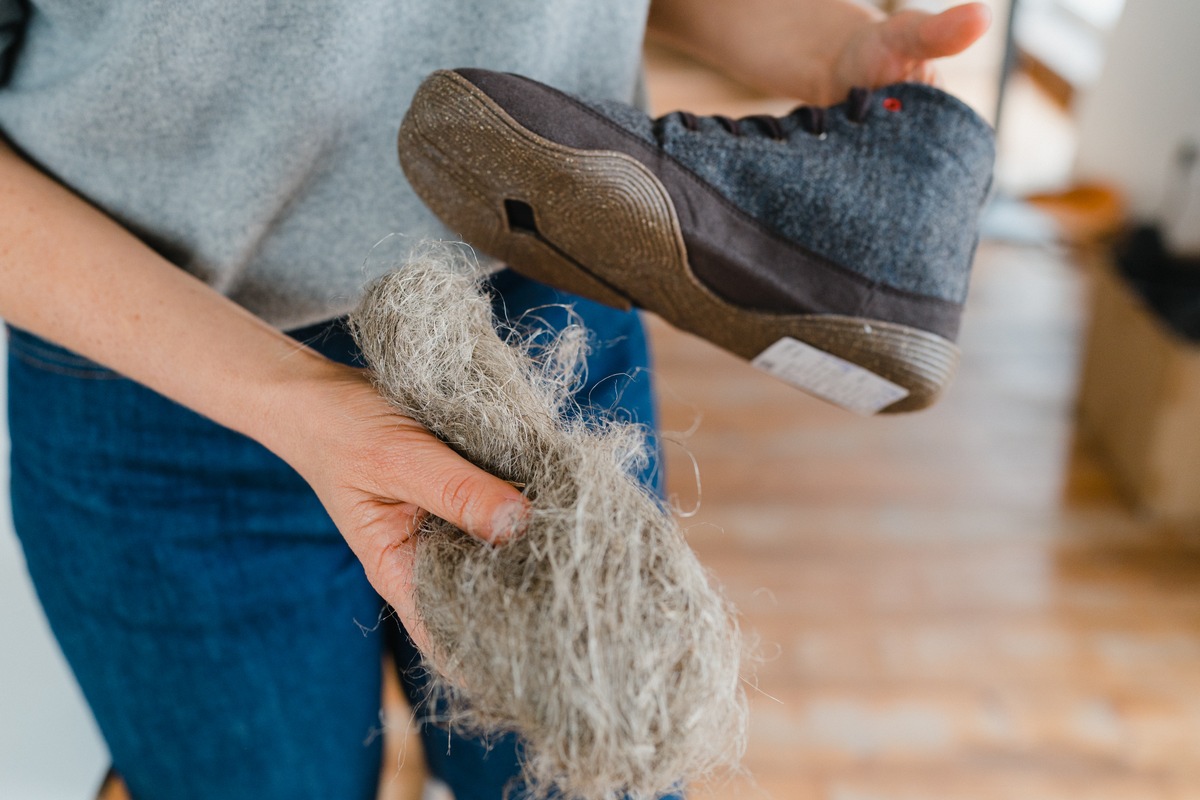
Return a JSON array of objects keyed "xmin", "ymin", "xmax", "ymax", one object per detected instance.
[{"xmin": 6, "ymin": 270, "xmax": 666, "ymax": 800}]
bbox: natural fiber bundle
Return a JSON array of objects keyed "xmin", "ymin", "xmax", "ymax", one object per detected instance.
[{"xmin": 350, "ymin": 241, "xmax": 746, "ymax": 800}]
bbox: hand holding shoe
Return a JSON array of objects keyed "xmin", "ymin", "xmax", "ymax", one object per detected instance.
[
  {"xmin": 648, "ymin": 0, "xmax": 992, "ymax": 105},
  {"xmin": 834, "ymin": 3, "xmax": 993, "ymax": 95}
]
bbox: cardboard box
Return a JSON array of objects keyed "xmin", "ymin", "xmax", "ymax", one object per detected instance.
[{"xmin": 1077, "ymin": 259, "xmax": 1200, "ymax": 518}]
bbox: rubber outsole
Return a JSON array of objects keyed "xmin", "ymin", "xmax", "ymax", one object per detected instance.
[{"xmin": 398, "ymin": 70, "xmax": 960, "ymax": 413}]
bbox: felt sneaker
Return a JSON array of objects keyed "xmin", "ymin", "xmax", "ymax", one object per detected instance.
[{"xmin": 397, "ymin": 68, "xmax": 994, "ymax": 413}]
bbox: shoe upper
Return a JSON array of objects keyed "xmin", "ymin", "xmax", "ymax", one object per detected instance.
[{"xmin": 450, "ymin": 68, "xmax": 995, "ymax": 341}]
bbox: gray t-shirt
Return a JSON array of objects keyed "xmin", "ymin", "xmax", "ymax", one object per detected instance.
[{"xmin": 0, "ymin": 1, "xmax": 650, "ymax": 329}]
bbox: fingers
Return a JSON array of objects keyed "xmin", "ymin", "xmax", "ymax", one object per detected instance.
[
  {"xmin": 911, "ymin": 62, "xmax": 942, "ymax": 88},
  {"xmin": 378, "ymin": 536, "xmax": 432, "ymax": 652},
  {"xmin": 393, "ymin": 434, "xmax": 530, "ymax": 545},
  {"xmin": 883, "ymin": 3, "xmax": 992, "ymax": 61}
]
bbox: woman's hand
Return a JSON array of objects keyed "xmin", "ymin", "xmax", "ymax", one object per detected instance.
[
  {"xmin": 833, "ymin": 4, "xmax": 993, "ymax": 95},
  {"xmin": 649, "ymin": 0, "xmax": 992, "ymax": 105},
  {"xmin": 272, "ymin": 362, "xmax": 528, "ymax": 624}
]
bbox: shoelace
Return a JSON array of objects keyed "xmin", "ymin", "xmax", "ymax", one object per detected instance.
[{"xmin": 664, "ymin": 86, "xmax": 875, "ymax": 141}]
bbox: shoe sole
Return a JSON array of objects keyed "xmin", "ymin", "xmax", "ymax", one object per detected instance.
[{"xmin": 398, "ymin": 70, "xmax": 959, "ymax": 413}]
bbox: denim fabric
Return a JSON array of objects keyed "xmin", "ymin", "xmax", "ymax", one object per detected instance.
[
  {"xmin": 589, "ymin": 84, "xmax": 994, "ymax": 304},
  {"xmin": 6, "ymin": 270, "xmax": 669, "ymax": 800}
]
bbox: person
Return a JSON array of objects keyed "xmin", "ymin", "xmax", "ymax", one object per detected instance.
[{"xmin": 0, "ymin": 1, "xmax": 990, "ymax": 798}]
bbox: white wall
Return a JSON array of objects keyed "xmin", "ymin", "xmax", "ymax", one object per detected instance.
[
  {"xmin": 0, "ymin": 335, "xmax": 109, "ymax": 798},
  {"xmin": 1073, "ymin": 0, "xmax": 1200, "ymax": 254}
]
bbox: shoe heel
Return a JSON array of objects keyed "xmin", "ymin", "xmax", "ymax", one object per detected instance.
[
  {"xmin": 778, "ymin": 316, "xmax": 960, "ymax": 413},
  {"xmin": 704, "ymin": 310, "xmax": 958, "ymax": 413}
]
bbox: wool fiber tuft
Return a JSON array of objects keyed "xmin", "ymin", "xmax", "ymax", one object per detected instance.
[{"xmin": 350, "ymin": 241, "xmax": 747, "ymax": 800}]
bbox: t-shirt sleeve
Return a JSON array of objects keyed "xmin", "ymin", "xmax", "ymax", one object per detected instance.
[{"xmin": 0, "ymin": 0, "xmax": 29, "ymax": 88}]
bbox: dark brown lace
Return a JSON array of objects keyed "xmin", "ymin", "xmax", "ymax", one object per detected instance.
[{"xmin": 666, "ymin": 86, "xmax": 874, "ymax": 141}]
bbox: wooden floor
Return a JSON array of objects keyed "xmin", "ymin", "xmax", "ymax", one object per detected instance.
[
  {"xmin": 372, "ymin": 35, "xmax": 1200, "ymax": 800},
  {"xmin": 656, "ymin": 241, "xmax": 1200, "ymax": 800}
]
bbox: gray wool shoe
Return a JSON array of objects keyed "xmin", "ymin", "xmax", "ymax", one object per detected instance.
[{"xmin": 398, "ymin": 68, "xmax": 994, "ymax": 413}]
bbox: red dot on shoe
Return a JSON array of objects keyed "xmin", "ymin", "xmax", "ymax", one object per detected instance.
[{"xmin": 883, "ymin": 97, "xmax": 903, "ymax": 112}]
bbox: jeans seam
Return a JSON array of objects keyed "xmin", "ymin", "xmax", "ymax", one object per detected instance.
[{"xmin": 8, "ymin": 337, "xmax": 122, "ymax": 380}]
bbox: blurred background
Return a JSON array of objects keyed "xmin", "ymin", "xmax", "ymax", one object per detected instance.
[{"xmin": 5, "ymin": 0, "xmax": 1200, "ymax": 798}]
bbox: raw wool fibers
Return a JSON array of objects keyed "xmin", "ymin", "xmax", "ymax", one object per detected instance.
[{"xmin": 349, "ymin": 241, "xmax": 747, "ymax": 800}]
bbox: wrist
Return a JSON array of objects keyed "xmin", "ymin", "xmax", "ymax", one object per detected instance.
[{"xmin": 247, "ymin": 344, "xmax": 365, "ymax": 468}]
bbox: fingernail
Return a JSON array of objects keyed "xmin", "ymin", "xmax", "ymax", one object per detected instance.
[{"xmin": 490, "ymin": 499, "xmax": 530, "ymax": 543}]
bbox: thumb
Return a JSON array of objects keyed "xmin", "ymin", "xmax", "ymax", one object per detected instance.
[
  {"xmin": 401, "ymin": 438, "xmax": 530, "ymax": 544},
  {"xmin": 883, "ymin": 3, "xmax": 992, "ymax": 61}
]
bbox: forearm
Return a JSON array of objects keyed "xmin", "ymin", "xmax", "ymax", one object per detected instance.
[
  {"xmin": 647, "ymin": 0, "xmax": 884, "ymax": 102},
  {"xmin": 0, "ymin": 137, "xmax": 528, "ymax": 549},
  {"xmin": 0, "ymin": 138, "xmax": 341, "ymax": 459}
]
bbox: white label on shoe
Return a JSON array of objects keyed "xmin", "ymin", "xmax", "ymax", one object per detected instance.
[{"xmin": 751, "ymin": 336, "xmax": 910, "ymax": 415}]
